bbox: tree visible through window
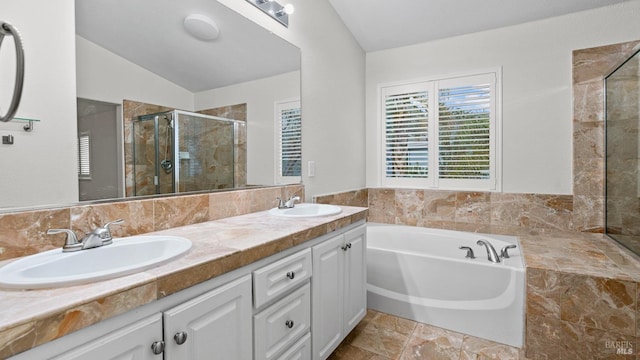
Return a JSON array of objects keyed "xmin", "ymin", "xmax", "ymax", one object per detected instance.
[{"xmin": 381, "ymin": 72, "xmax": 499, "ymax": 190}]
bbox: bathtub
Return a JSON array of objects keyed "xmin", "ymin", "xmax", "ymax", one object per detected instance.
[{"xmin": 366, "ymin": 223, "xmax": 524, "ymax": 347}]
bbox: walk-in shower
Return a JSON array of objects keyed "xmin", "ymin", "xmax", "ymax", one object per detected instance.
[
  {"xmin": 132, "ymin": 110, "xmax": 246, "ymax": 196},
  {"xmin": 605, "ymin": 45, "xmax": 640, "ymax": 255}
]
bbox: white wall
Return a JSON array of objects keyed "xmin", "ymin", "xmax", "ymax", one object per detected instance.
[
  {"xmin": 194, "ymin": 71, "xmax": 300, "ymax": 186},
  {"xmin": 366, "ymin": 1, "xmax": 640, "ymax": 195},
  {"xmin": 76, "ymin": 36, "xmax": 194, "ymax": 110},
  {"xmin": 0, "ymin": 0, "xmax": 79, "ymax": 209},
  {"xmin": 218, "ymin": 0, "xmax": 366, "ymax": 200}
]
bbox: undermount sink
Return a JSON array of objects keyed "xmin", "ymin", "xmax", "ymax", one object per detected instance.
[
  {"xmin": 0, "ymin": 235, "xmax": 192, "ymax": 290},
  {"xmin": 268, "ymin": 203, "xmax": 342, "ymax": 218}
]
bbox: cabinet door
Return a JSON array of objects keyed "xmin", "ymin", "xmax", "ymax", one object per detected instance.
[
  {"xmin": 311, "ymin": 234, "xmax": 344, "ymax": 360},
  {"xmin": 52, "ymin": 314, "xmax": 163, "ymax": 360},
  {"xmin": 163, "ymin": 274, "xmax": 252, "ymax": 360},
  {"xmin": 343, "ymin": 225, "xmax": 367, "ymax": 335}
]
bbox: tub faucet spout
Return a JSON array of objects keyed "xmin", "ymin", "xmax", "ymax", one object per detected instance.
[{"xmin": 477, "ymin": 239, "xmax": 501, "ymax": 263}]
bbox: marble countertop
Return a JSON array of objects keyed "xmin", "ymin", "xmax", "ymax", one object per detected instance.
[{"xmin": 0, "ymin": 205, "xmax": 368, "ymax": 358}]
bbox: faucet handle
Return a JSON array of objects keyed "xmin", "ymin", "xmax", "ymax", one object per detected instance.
[
  {"xmin": 459, "ymin": 246, "xmax": 475, "ymax": 259},
  {"xmin": 276, "ymin": 197, "xmax": 286, "ymax": 209},
  {"xmin": 99, "ymin": 219, "xmax": 124, "ymax": 245},
  {"xmin": 500, "ymin": 244, "xmax": 517, "ymax": 259},
  {"xmin": 47, "ymin": 229, "xmax": 81, "ymax": 252}
]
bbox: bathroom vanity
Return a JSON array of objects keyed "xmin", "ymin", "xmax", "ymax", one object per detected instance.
[{"xmin": 2, "ymin": 206, "xmax": 367, "ymax": 360}]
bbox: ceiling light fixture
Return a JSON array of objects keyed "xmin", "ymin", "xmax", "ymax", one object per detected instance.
[
  {"xmin": 183, "ymin": 14, "xmax": 220, "ymax": 41},
  {"xmin": 245, "ymin": 0, "xmax": 294, "ymax": 27}
]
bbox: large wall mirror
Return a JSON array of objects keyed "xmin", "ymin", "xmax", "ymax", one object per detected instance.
[{"xmin": 1, "ymin": 0, "xmax": 301, "ymax": 211}]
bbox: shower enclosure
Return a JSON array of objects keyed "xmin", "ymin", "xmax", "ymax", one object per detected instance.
[
  {"xmin": 605, "ymin": 46, "xmax": 640, "ymax": 255},
  {"xmin": 132, "ymin": 110, "xmax": 246, "ymax": 196}
]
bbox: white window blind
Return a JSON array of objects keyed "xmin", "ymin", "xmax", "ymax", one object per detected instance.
[
  {"xmin": 438, "ymin": 83, "xmax": 491, "ymax": 180},
  {"xmin": 276, "ymin": 100, "xmax": 301, "ymax": 183},
  {"xmin": 78, "ymin": 133, "xmax": 91, "ymax": 179},
  {"xmin": 384, "ymin": 88, "xmax": 429, "ymax": 179},
  {"xmin": 381, "ymin": 72, "xmax": 499, "ymax": 190}
]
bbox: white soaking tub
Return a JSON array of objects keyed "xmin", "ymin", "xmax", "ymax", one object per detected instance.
[{"xmin": 366, "ymin": 223, "xmax": 525, "ymax": 347}]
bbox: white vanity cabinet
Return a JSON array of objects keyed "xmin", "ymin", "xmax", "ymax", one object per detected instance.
[
  {"xmin": 50, "ymin": 314, "xmax": 163, "ymax": 360},
  {"xmin": 37, "ymin": 275, "xmax": 252, "ymax": 360},
  {"xmin": 253, "ymin": 249, "xmax": 313, "ymax": 360},
  {"xmin": 311, "ymin": 225, "xmax": 366, "ymax": 360},
  {"xmin": 163, "ymin": 274, "xmax": 252, "ymax": 359},
  {"xmin": 10, "ymin": 220, "xmax": 366, "ymax": 360}
]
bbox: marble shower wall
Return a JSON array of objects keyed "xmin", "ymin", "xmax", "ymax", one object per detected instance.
[
  {"xmin": 573, "ymin": 40, "xmax": 640, "ymax": 233},
  {"xmin": 0, "ymin": 184, "xmax": 303, "ymax": 262}
]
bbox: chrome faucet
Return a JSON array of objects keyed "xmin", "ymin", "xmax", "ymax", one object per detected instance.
[
  {"xmin": 476, "ymin": 239, "xmax": 501, "ymax": 263},
  {"xmin": 277, "ymin": 194, "xmax": 301, "ymax": 209},
  {"xmin": 47, "ymin": 219, "xmax": 124, "ymax": 252}
]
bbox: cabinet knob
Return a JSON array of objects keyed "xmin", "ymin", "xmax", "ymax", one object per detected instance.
[
  {"xmin": 341, "ymin": 243, "xmax": 351, "ymax": 251},
  {"xmin": 285, "ymin": 320, "xmax": 294, "ymax": 329},
  {"xmin": 174, "ymin": 331, "xmax": 188, "ymax": 345},
  {"xmin": 286, "ymin": 271, "xmax": 295, "ymax": 280},
  {"xmin": 347, "ymin": 243, "xmax": 352, "ymax": 249},
  {"xmin": 150, "ymin": 341, "xmax": 165, "ymax": 355}
]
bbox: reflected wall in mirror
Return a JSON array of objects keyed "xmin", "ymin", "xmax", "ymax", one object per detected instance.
[
  {"xmin": 0, "ymin": 0, "xmax": 301, "ymax": 211},
  {"xmin": 605, "ymin": 45, "xmax": 640, "ymax": 255}
]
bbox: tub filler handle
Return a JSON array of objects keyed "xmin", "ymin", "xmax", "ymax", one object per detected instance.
[
  {"xmin": 459, "ymin": 246, "xmax": 475, "ymax": 259},
  {"xmin": 500, "ymin": 244, "xmax": 517, "ymax": 259}
]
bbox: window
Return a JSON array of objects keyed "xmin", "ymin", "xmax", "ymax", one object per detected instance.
[
  {"xmin": 78, "ymin": 132, "xmax": 91, "ymax": 179},
  {"xmin": 275, "ymin": 99, "xmax": 301, "ymax": 183},
  {"xmin": 381, "ymin": 71, "xmax": 500, "ymax": 190}
]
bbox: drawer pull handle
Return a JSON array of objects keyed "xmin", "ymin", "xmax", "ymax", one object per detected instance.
[
  {"xmin": 150, "ymin": 341, "xmax": 165, "ymax": 355},
  {"xmin": 285, "ymin": 320, "xmax": 295, "ymax": 328},
  {"xmin": 341, "ymin": 243, "xmax": 352, "ymax": 251},
  {"xmin": 286, "ymin": 271, "xmax": 295, "ymax": 280},
  {"xmin": 174, "ymin": 331, "xmax": 188, "ymax": 345}
]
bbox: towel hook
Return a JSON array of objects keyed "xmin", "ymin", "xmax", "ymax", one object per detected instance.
[{"xmin": 0, "ymin": 21, "xmax": 24, "ymax": 123}]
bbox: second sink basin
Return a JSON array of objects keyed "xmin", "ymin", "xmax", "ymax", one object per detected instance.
[
  {"xmin": 268, "ymin": 203, "xmax": 342, "ymax": 218},
  {"xmin": 0, "ymin": 235, "xmax": 192, "ymax": 290}
]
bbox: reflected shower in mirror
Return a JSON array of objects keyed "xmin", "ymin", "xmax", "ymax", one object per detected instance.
[
  {"xmin": 605, "ymin": 46, "xmax": 640, "ymax": 255},
  {"xmin": 132, "ymin": 110, "xmax": 246, "ymax": 197}
]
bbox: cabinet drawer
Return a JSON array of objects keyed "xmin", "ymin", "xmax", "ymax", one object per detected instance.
[
  {"xmin": 253, "ymin": 248, "xmax": 311, "ymax": 309},
  {"xmin": 276, "ymin": 332, "xmax": 311, "ymax": 360},
  {"xmin": 254, "ymin": 283, "xmax": 311, "ymax": 360}
]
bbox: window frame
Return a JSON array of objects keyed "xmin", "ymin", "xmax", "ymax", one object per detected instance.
[
  {"xmin": 378, "ymin": 68, "xmax": 502, "ymax": 191},
  {"xmin": 274, "ymin": 99, "xmax": 302, "ymax": 184}
]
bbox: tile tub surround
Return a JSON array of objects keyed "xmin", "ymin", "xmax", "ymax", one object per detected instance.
[
  {"xmin": 317, "ymin": 188, "xmax": 640, "ymax": 358},
  {"xmin": 315, "ymin": 188, "xmax": 574, "ymax": 235},
  {"xmin": 0, "ymin": 204, "xmax": 367, "ymax": 358}
]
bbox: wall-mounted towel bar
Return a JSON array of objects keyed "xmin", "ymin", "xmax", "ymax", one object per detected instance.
[{"xmin": 0, "ymin": 21, "xmax": 24, "ymax": 123}]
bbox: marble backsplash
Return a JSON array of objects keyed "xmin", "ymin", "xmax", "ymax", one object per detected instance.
[{"xmin": 0, "ymin": 184, "xmax": 303, "ymax": 261}]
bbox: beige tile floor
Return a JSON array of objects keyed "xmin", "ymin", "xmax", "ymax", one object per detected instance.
[{"xmin": 329, "ymin": 310, "xmax": 528, "ymax": 360}]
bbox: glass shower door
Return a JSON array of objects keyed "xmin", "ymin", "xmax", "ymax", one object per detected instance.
[
  {"xmin": 175, "ymin": 111, "xmax": 235, "ymax": 192},
  {"xmin": 132, "ymin": 113, "xmax": 175, "ymax": 196},
  {"xmin": 605, "ymin": 48, "xmax": 640, "ymax": 254}
]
